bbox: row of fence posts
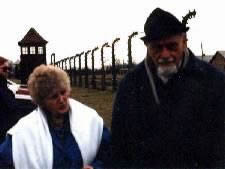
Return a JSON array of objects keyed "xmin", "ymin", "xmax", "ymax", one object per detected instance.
[{"xmin": 50, "ymin": 32, "xmax": 138, "ymax": 92}]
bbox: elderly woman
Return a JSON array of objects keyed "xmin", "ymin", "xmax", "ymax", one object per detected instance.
[{"xmin": 0, "ymin": 65, "xmax": 110, "ymax": 169}]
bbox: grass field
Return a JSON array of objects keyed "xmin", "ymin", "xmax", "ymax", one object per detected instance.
[{"xmin": 70, "ymin": 86, "xmax": 115, "ymax": 128}]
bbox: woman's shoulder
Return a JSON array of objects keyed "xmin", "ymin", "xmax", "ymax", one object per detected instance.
[
  {"xmin": 69, "ymin": 98, "xmax": 103, "ymax": 125},
  {"xmin": 7, "ymin": 108, "xmax": 40, "ymax": 135},
  {"xmin": 69, "ymin": 99, "xmax": 99, "ymax": 116}
]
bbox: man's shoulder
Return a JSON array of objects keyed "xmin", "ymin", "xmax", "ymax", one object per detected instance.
[
  {"xmin": 190, "ymin": 55, "xmax": 225, "ymax": 90},
  {"xmin": 191, "ymin": 55, "xmax": 225, "ymax": 79},
  {"xmin": 120, "ymin": 61, "xmax": 145, "ymax": 82}
]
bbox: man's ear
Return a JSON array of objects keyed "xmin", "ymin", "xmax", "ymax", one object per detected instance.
[
  {"xmin": 184, "ymin": 40, "xmax": 187, "ymax": 48},
  {"xmin": 182, "ymin": 33, "xmax": 188, "ymax": 47}
]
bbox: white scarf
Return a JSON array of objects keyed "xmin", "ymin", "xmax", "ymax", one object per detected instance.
[{"xmin": 8, "ymin": 98, "xmax": 103, "ymax": 169}]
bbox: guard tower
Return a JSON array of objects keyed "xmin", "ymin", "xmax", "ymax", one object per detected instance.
[{"xmin": 18, "ymin": 28, "xmax": 48, "ymax": 84}]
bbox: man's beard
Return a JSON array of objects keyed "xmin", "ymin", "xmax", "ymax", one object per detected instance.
[
  {"xmin": 157, "ymin": 64, "xmax": 178, "ymax": 78},
  {"xmin": 156, "ymin": 58, "xmax": 178, "ymax": 83}
]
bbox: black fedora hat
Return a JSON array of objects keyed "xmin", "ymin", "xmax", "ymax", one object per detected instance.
[{"xmin": 141, "ymin": 8, "xmax": 189, "ymax": 42}]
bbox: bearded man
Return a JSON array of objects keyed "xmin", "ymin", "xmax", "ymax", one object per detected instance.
[{"xmin": 111, "ymin": 8, "xmax": 225, "ymax": 168}]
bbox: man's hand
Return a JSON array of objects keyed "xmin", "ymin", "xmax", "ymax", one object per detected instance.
[{"xmin": 83, "ymin": 165, "xmax": 93, "ymax": 169}]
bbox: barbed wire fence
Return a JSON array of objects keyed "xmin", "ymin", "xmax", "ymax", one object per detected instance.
[{"xmin": 51, "ymin": 31, "xmax": 140, "ymax": 92}]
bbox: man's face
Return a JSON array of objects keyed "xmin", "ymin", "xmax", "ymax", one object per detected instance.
[
  {"xmin": 0, "ymin": 62, "xmax": 9, "ymax": 78},
  {"xmin": 146, "ymin": 34, "xmax": 187, "ymax": 78}
]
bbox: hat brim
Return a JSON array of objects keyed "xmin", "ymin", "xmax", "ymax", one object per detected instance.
[
  {"xmin": 141, "ymin": 26, "xmax": 189, "ymax": 42},
  {"xmin": 140, "ymin": 36, "xmax": 147, "ymax": 42}
]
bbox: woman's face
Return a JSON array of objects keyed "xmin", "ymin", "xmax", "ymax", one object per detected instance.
[{"xmin": 43, "ymin": 87, "xmax": 70, "ymax": 116}]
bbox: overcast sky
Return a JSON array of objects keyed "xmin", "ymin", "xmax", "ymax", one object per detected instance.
[{"xmin": 1, "ymin": 0, "xmax": 224, "ymax": 65}]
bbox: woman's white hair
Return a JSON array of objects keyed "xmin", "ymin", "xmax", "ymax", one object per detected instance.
[{"xmin": 28, "ymin": 64, "xmax": 71, "ymax": 106}]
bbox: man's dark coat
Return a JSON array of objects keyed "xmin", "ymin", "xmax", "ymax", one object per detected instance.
[
  {"xmin": 0, "ymin": 76, "xmax": 19, "ymax": 143},
  {"xmin": 111, "ymin": 51, "xmax": 225, "ymax": 168}
]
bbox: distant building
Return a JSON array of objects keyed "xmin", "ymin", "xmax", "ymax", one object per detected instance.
[
  {"xmin": 210, "ymin": 51, "xmax": 225, "ymax": 72},
  {"xmin": 199, "ymin": 55, "xmax": 213, "ymax": 63},
  {"xmin": 18, "ymin": 28, "xmax": 48, "ymax": 84}
]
